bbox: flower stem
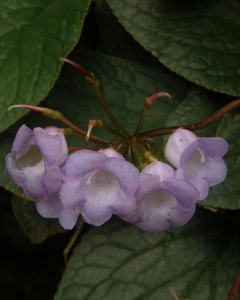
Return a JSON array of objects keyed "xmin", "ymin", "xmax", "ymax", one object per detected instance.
[
  {"xmin": 68, "ymin": 146, "xmax": 99, "ymax": 152},
  {"xmin": 60, "ymin": 128, "xmax": 85, "ymax": 138},
  {"xmin": 8, "ymin": 104, "xmax": 109, "ymax": 145},
  {"xmin": 63, "ymin": 218, "xmax": 85, "ymax": 264},
  {"xmin": 168, "ymin": 288, "xmax": 180, "ymax": 300},
  {"xmin": 227, "ymin": 264, "xmax": 240, "ymax": 300},
  {"xmin": 60, "ymin": 58, "xmax": 94, "ymax": 79},
  {"xmin": 61, "ymin": 58, "xmax": 128, "ymax": 138},
  {"xmin": 139, "ymin": 99, "xmax": 240, "ymax": 138},
  {"xmin": 134, "ymin": 92, "xmax": 171, "ymax": 136},
  {"xmin": 134, "ymin": 140, "xmax": 158, "ymax": 163},
  {"xmin": 87, "ymin": 77, "xmax": 128, "ymax": 137},
  {"xmin": 112, "ymin": 138, "xmax": 127, "ymax": 151},
  {"xmin": 85, "ymin": 120, "xmax": 122, "ymax": 141}
]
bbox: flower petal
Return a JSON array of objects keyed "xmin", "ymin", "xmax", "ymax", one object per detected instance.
[
  {"xmin": 61, "ymin": 150, "xmax": 140, "ymax": 226},
  {"xmin": 160, "ymin": 178, "xmax": 199, "ymax": 208},
  {"xmin": 187, "ymin": 175, "xmax": 209, "ymax": 200},
  {"xmin": 11, "ymin": 124, "xmax": 35, "ymax": 157},
  {"xmin": 134, "ymin": 189, "xmax": 196, "ymax": 232},
  {"xmin": 142, "ymin": 161, "xmax": 175, "ymax": 179},
  {"xmin": 6, "ymin": 154, "xmax": 46, "ymax": 200},
  {"xmin": 100, "ymin": 148, "xmax": 124, "ymax": 159},
  {"xmin": 36, "ymin": 193, "xmax": 63, "ymax": 218},
  {"xmin": 179, "ymin": 140, "xmax": 198, "ymax": 167},
  {"xmin": 65, "ymin": 150, "xmax": 107, "ymax": 177},
  {"xmin": 187, "ymin": 156, "xmax": 227, "ymax": 186},
  {"xmin": 198, "ymin": 138, "xmax": 229, "ymax": 161},
  {"xmin": 101, "ymin": 157, "xmax": 140, "ymax": 196},
  {"xmin": 80, "ymin": 169, "xmax": 135, "ymax": 226},
  {"xmin": 60, "ymin": 177, "xmax": 86, "ymax": 209},
  {"xmin": 33, "ymin": 127, "xmax": 68, "ymax": 165},
  {"xmin": 42, "ymin": 163, "xmax": 63, "ymax": 194},
  {"xmin": 59, "ymin": 207, "xmax": 79, "ymax": 230},
  {"xmin": 165, "ymin": 129, "xmax": 197, "ymax": 167}
]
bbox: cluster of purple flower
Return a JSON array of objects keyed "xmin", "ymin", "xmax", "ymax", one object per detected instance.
[{"xmin": 6, "ymin": 124, "xmax": 228, "ymax": 232}]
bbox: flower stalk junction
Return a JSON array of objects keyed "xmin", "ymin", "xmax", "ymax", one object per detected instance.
[{"xmin": 5, "ymin": 59, "xmax": 237, "ymax": 233}]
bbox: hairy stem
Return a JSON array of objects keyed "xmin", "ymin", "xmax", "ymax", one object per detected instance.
[
  {"xmin": 8, "ymin": 104, "xmax": 109, "ymax": 145},
  {"xmin": 63, "ymin": 218, "xmax": 85, "ymax": 264},
  {"xmin": 68, "ymin": 146, "xmax": 99, "ymax": 152},
  {"xmin": 227, "ymin": 264, "xmax": 240, "ymax": 300},
  {"xmin": 139, "ymin": 99, "xmax": 240, "ymax": 138},
  {"xmin": 134, "ymin": 92, "xmax": 170, "ymax": 136},
  {"xmin": 134, "ymin": 140, "xmax": 158, "ymax": 163},
  {"xmin": 86, "ymin": 120, "xmax": 122, "ymax": 141},
  {"xmin": 88, "ymin": 78, "xmax": 129, "ymax": 137},
  {"xmin": 61, "ymin": 58, "xmax": 128, "ymax": 138}
]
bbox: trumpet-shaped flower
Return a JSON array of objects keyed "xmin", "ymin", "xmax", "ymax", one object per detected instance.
[
  {"xmin": 165, "ymin": 129, "xmax": 229, "ymax": 200},
  {"xmin": 60, "ymin": 148, "xmax": 140, "ymax": 226},
  {"xmin": 5, "ymin": 125, "xmax": 79, "ymax": 229},
  {"xmin": 123, "ymin": 162, "xmax": 199, "ymax": 232}
]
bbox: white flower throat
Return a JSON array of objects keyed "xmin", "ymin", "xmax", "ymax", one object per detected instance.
[{"xmin": 14, "ymin": 146, "xmax": 42, "ymax": 169}]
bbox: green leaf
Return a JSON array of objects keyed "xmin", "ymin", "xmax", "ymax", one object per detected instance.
[
  {"xmin": 95, "ymin": 0, "xmax": 157, "ymax": 65},
  {"xmin": 54, "ymin": 209, "xmax": 239, "ymax": 300},
  {"xmin": 107, "ymin": 0, "xmax": 240, "ymax": 96},
  {"xmin": 0, "ymin": 0, "xmax": 91, "ymax": 133},
  {"xmin": 164, "ymin": 87, "xmax": 240, "ymax": 209},
  {"xmin": 11, "ymin": 196, "xmax": 64, "ymax": 244}
]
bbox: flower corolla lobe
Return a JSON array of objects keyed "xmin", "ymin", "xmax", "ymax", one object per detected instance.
[
  {"xmin": 60, "ymin": 148, "xmax": 140, "ymax": 226},
  {"xmin": 124, "ymin": 161, "xmax": 199, "ymax": 232},
  {"xmin": 165, "ymin": 129, "xmax": 228, "ymax": 200}
]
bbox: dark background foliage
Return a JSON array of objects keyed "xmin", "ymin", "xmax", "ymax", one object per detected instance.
[{"xmin": 1, "ymin": 1, "xmax": 240, "ymax": 299}]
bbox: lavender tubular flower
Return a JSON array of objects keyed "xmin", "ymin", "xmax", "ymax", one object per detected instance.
[
  {"xmin": 165, "ymin": 129, "xmax": 229, "ymax": 200},
  {"xmin": 123, "ymin": 162, "xmax": 199, "ymax": 232},
  {"xmin": 60, "ymin": 149, "xmax": 140, "ymax": 226},
  {"xmin": 5, "ymin": 125, "xmax": 79, "ymax": 229}
]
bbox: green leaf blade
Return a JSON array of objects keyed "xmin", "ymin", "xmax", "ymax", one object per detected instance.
[
  {"xmin": 107, "ymin": 0, "xmax": 240, "ymax": 96},
  {"xmin": 54, "ymin": 211, "xmax": 239, "ymax": 300},
  {"xmin": 0, "ymin": 0, "xmax": 91, "ymax": 132},
  {"xmin": 11, "ymin": 196, "xmax": 65, "ymax": 244}
]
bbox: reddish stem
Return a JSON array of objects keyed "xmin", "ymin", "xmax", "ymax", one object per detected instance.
[
  {"xmin": 147, "ymin": 92, "xmax": 171, "ymax": 105},
  {"xmin": 60, "ymin": 58, "xmax": 94, "ymax": 79},
  {"xmin": 139, "ymin": 99, "xmax": 240, "ymax": 138},
  {"xmin": 227, "ymin": 265, "xmax": 240, "ymax": 300},
  {"xmin": 8, "ymin": 104, "xmax": 109, "ymax": 145},
  {"xmin": 68, "ymin": 146, "xmax": 99, "ymax": 152},
  {"xmin": 134, "ymin": 92, "xmax": 170, "ymax": 136}
]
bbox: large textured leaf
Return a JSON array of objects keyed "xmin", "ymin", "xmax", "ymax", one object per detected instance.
[
  {"xmin": 54, "ymin": 209, "xmax": 239, "ymax": 300},
  {"xmin": 107, "ymin": 0, "xmax": 240, "ymax": 96},
  {"xmin": 95, "ymin": 0, "xmax": 157, "ymax": 65},
  {"xmin": 11, "ymin": 196, "xmax": 64, "ymax": 244},
  {"xmin": 0, "ymin": 0, "xmax": 91, "ymax": 133},
  {"xmin": 164, "ymin": 88, "xmax": 240, "ymax": 209}
]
